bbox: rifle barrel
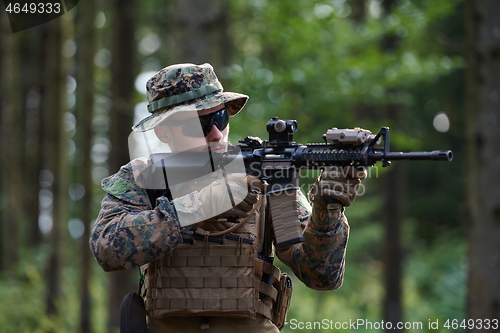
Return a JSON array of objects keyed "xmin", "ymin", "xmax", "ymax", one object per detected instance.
[{"xmin": 376, "ymin": 150, "xmax": 453, "ymax": 162}]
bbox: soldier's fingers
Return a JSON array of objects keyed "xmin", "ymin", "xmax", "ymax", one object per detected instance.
[
  {"xmin": 322, "ymin": 166, "xmax": 367, "ymax": 180},
  {"xmin": 246, "ymin": 175, "xmax": 264, "ymax": 191},
  {"xmin": 242, "ymin": 189, "xmax": 258, "ymax": 205},
  {"xmin": 320, "ymin": 180, "xmax": 359, "ymax": 206},
  {"xmin": 235, "ymin": 199, "xmax": 253, "ymax": 212},
  {"xmin": 319, "ymin": 180, "xmax": 360, "ymax": 196},
  {"xmin": 322, "ymin": 189, "xmax": 351, "ymax": 206}
]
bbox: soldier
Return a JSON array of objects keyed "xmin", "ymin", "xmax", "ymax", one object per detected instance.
[{"xmin": 90, "ymin": 63, "xmax": 367, "ymax": 332}]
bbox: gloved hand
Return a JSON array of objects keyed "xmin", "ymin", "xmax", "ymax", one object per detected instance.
[
  {"xmin": 218, "ymin": 184, "xmax": 259, "ymax": 218},
  {"xmin": 172, "ymin": 173, "xmax": 260, "ymax": 227},
  {"xmin": 309, "ymin": 165, "xmax": 367, "ymax": 207}
]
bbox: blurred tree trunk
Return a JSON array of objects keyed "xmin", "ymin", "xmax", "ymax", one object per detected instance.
[
  {"xmin": 16, "ymin": 28, "xmax": 45, "ymax": 254},
  {"xmin": 465, "ymin": 0, "xmax": 500, "ymax": 328},
  {"xmin": 75, "ymin": 0, "xmax": 97, "ymax": 332},
  {"xmin": 0, "ymin": 10, "xmax": 43, "ymax": 273},
  {"xmin": 41, "ymin": 17, "xmax": 68, "ymax": 321},
  {"xmin": 350, "ymin": 0, "xmax": 366, "ymax": 24},
  {"xmin": 0, "ymin": 5, "xmax": 18, "ymax": 273},
  {"xmin": 1, "ymin": 5, "xmax": 44, "ymax": 275},
  {"xmin": 172, "ymin": 0, "xmax": 231, "ymax": 69},
  {"xmin": 107, "ymin": 0, "xmax": 138, "ymax": 331},
  {"xmin": 380, "ymin": 1, "xmax": 404, "ymax": 331},
  {"xmin": 23, "ymin": 28, "xmax": 44, "ymax": 249}
]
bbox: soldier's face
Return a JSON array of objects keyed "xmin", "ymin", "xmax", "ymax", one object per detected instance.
[{"xmin": 154, "ymin": 105, "xmax": 229, "ymax": 153}]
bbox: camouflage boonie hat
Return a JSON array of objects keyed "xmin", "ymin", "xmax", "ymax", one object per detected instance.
[{"xmin": 132, "ymin": 63, "xmax": 249, "ymax": 132}]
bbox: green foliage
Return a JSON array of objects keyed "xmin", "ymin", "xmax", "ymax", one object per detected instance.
[
  {"xmin": 0, "ymin": 245, "xmax": 109, "ymax": 333},
  {"xmin": 228, "ymin": 0, "xmax": 464, "ymax": 139},
  {"xmin": 403, "ymin": 232, "xmax": 467, "ymax": 332},
  {"xmin": 0, "ymin": 247, "xmax": 57, "ymax": 333},
  {"xmin": 226, "ymin": 0, "xmax": 465, "ymax": 241},
  {"xmin": 225, "ymin": 2, "xmax": 466, "ymax": 329},
  {"xmin": 0, "ymin": 0, "xmax": 467, "ymax": 331},
  {"xmin": 276, "ymin": 195, "xmax": 466, "ymax": 332}
]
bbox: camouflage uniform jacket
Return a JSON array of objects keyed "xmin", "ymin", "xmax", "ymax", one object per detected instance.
[{"xmin": 90, "ymin": 158, "xmax": 349, "ymax": 291}]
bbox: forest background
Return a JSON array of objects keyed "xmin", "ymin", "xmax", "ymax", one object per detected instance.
[{"xmin": 0, "ymin": 0, "xmax": 499, "ymax": 332}]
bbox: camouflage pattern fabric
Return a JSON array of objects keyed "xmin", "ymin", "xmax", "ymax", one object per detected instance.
[
  {"xmin": 90, "ymin": 158, "xmax": 349, "ymax": 292},
  {"xmin": 90, "ymin": 161, "xmax": 182, "ymax": 272},
  {"xmin": 132, "ymin": 63, "xmax": 249, "ymax": 132},
  {"xmin": 276, "ymin": 195, "xmax": 348, "ymax": 291}
]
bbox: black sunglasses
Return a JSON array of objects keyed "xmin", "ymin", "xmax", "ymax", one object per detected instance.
[{"xmin": 167, "ymin": 107, "xmax": 229, "ymax": 137}]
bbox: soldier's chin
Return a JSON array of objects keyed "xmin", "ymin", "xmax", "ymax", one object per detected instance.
[
  {"xmin": 177, "ymin": 142, "xmax": 228, "ymax": 154},
  {"xmin": 209, "ymin": 142, "xmax": 229, "ymax": 154},
  {"xmin": 210, "ymin": 146, "xmax": 228, "ymax": 154},
  {"xmin": 176, "ymin": 144, "xmax": 210, "ymax": 153}
]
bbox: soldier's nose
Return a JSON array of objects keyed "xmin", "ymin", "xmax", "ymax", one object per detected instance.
[{"xmin": 206, "ymin": 125, "xmax": 223, "ymax": 142}]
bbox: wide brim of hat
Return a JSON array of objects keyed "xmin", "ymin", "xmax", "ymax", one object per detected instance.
[{"xmin": 132, "ymin": 91, "xmax": 249, "ymax": 132}]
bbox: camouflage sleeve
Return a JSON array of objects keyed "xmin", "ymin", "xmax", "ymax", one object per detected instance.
[
  {"xmin": 275, "ymin": 190, "xmax": 348, "ymax": 291},
  {"xmin": 90, "ymin": 160, "xmax": 183, "ymax": 272}
]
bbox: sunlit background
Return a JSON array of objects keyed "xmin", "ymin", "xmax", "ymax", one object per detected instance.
[{"xmin": 1, "ymin": 0, "xmax": 498, "ymax": 332}]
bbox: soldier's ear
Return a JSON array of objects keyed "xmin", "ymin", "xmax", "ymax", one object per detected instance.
[{"xmin": 154, "ymin": 125, "xmax": 171, "ymax": 144}]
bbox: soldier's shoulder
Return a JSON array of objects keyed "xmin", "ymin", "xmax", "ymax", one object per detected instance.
[{"xmin": 101, "ymin": 158, "xmax": 149, "ymax": 205}]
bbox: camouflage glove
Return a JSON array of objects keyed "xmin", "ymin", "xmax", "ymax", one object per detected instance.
[
  {"xmin": 309, "ymin": 166, "xmax": 367, "ymax": 207},
  {"xmin": 218, "ymin": 188, "xmax": 259, "ymax": 218},
  {"xmin": 172, "ymin": 173, "xmax": 259, "ymax": 227}
]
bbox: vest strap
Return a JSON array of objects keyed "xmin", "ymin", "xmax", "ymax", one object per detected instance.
[{"xmin": 256, "ymin": 300, "xmax": 273, "ymax": 321}]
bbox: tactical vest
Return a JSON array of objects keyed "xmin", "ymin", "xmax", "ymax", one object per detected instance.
[{"xmin": 140, "ymin": 193, "xmax": 292, "ymax": 330}]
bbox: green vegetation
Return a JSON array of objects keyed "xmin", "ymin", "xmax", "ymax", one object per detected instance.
[{"xmin": 0, "ymin": 0, "xmax": 469, "ymax": 332}]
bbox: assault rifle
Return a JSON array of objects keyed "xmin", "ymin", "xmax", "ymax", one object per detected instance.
[
  {"xmin": 229, "ymin": 116, "xmax": 452, "ymax": 174},
  {"xmin": 146, "ymin": 117, "xmax": 453, "ymax": 247}
]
